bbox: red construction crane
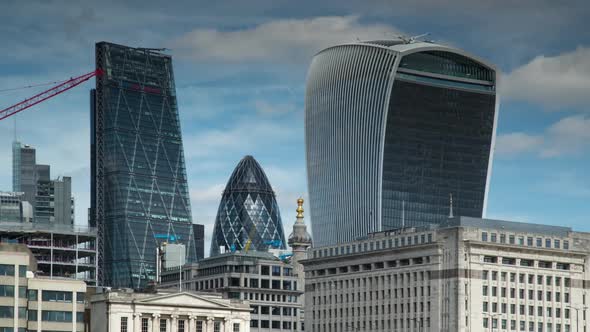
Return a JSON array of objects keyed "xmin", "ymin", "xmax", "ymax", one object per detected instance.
[{"xmin": 0, "ymin": 69, "xmax": 103, "ymax": 121}]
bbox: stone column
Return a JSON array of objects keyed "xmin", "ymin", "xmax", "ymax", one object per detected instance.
[
  {"xmin": 134, "ymin": 313, "xmax": 142, "ymax": 332},
  {"xmin": 171, "ymin": 315, "xmax": 178, "ymax": 332},
  {"xmin": 206, "ymin": 317, "xmax": 214, "ymax": 332},
  {"xmin": 223, "ymin": 318, "xmax": 231, "ymax": 332},
  {"xmin": 187, "ymin": 315, "xmax": 194, "ymax": 332},
  {"xmin": 152, "ymin": 314, "xmax": 161, "ymax": 332}
]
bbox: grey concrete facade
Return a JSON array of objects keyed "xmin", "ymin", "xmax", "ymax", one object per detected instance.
[
  {"xmin": 302, "ymin": 217, "xmax": 590, "ymax": 332},
  {"xmin": 160, "ymin": 251, "xmax": 304, "ymax": 331}
]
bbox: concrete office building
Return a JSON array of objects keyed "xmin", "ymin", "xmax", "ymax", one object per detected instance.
[
  {"xmin": 193, "ymin": 224, "xmax": 205, "ymax": 260},
  {"xmin": 90, "ymin": 290, "xmax": 251, "ymax": 332},
  {"xmin": 93, "ymin": 42, "xmax": 196, "ymax": 288},
  {"xmin": 11, "ymin": 142, "xmax": 74, "ymax": 225},
  {"xmin": 0, "ymin": 192, "xmax": 33, "ymax": 223},
  {"xmin": 12, "ymin": 142, "xmax": 37, "ymax": 209},
  {"xmin": 160, "ymin": 251, "xmax": 303, "ymax": 331},
  {"xmin": 305, "ymin": 40, "xmax": 499, "ymax": 246},
  {"xmin": 0, "ymin": 243, "xmax": 86, "ymax": 332},
  {"xmin": 302, "ymin": 217, "xmax": 588, "ymax": 332},
  {"xmin": 0, "ymin": 223, "xmax": 97, "ymax": 285}
]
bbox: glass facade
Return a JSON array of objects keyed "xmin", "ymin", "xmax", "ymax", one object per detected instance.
[
  {"xmin": 305, "ymin": 41, "xmax": 498, "ymax": 246},
  {"xmin": 210, "ymin": 156, "xmax": 286, "ymax": 256},
  {"xmin": 93, "ymin": 42, "xmax": 195, "ymax": 288}
]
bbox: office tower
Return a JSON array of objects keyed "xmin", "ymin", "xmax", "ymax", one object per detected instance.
[
  {"xmin": 192, "ymin": 224, "xmax": 205, "ymax": 260},
  {"xmin": 304, "ymin": 216, "xmax": 581, "ymax": 332},
  {"xmin": 11, "ymin": 143, "xmax": 74, "ymax": 225},
  {"xmin": 305, "ymin": 40, "xmax": 499, "ymax": 246},
  {"xmin": 12, "ymin": 142, "xmax": 37, "ymax": 208},
  {"xmin": 93, "ymin": 42, "xmax": 195, "ymax": 288},
  {"xmin": 210, "ymin": 156, "xmax": 286, "ymax": 256},
  {"xmin": 0, "ymin": 191, "xmax": 27, "ymax": 223}
]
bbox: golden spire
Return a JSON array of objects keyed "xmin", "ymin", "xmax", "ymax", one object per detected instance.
[{"xmin": 296, "ymin": 197, "xmax": 304, "ymax": 219}]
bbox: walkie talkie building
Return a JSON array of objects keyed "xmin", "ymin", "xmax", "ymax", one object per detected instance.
[
  {"xmin": 305, "ymin": 41, "xmax": 499, "ymax": 246},
  {"xmin": 92, "ymin": 42, "xmax": 196, "ymax": 288}
]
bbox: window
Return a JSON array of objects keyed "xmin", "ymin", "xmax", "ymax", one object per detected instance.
[
  {"xmin": 261, "ymin": 266, "xmax": 270, "ymax": 275},
  {"xmin": 178, "ymin": 319, "xmax": 184, "ymax": 332},
  {"xmin": 142, "ymin": 318, "xmax": 150, "ymax": 332},
  {"xmin": 42, "ymin": 310, "xmax": 73, "ymax": 322},
  {"xmin": 272, "ymin": 321, "xmax": 280, "ymax": 329},
  {"xmin": 42, "ymin": 291, "xmax": 73, "ymax": 302},
  {"xmin": 500, "ymin": 234, "xmax": 506, "ymax": 243},
  {"xmin": 0, "ymin": 285, "xmax": 14, "ymax": 297},
  {"xmin": 509, "ymin": 235, "xmax": 515, "ymax": 244},
  {"xmin": 214, "ymin": 321, "xmax": 221, "ymax": 332},
  {"xmin": 28, "ymin": 310, "xmax": 37, "ymax": 321},
  {"xmin": 0, "ymin": 306, "xmax": 14, "ymax": 318},
  {"xmin": 554, "ymin": 239, "xmax": 560, "ymax": 248},
  {"xmin": 18, "ymin": 307, "xmax": 26, "ymax": 319},
  {"xmin": 28, "ymin": 289, "xmax": 37, "ymax": 301},
  {"xmin": 0, "ymin": 264, "xmax": 14, "ymax": 276},
  {"xmin": 491, "ymin": 233, "xmax": 497, "ymax": 242},
  {"xmin": 564, "ymin": 241, "xmax": 569, "ymax": 250},
  {"xmin": 161, "ymin": 319, "xmax": 168, "ymax": 332},
  {"xmin": 546, "ymin": 239, "xmax": 552, "ymax": 248},
  {"xmin": 482, "ymin": 232, "xmax": 488, "ymax": 241},
  {"xmin": 272, "ymin": 266, "xmax": 281, "ymax": 276},
  {"xmin": 536, "ymin": 238, "xmax": 542, "ymax": 247},
  {"xmin": 250, "ymin": 320, "xmax": 259, "ymax": 328},
  {"xmin": 18, "ymin": 266, "xmax": 27, "ymax": 277},
  {"xmin": 77, "ymin": 292, "xmax": 86, "ymax": 303},
  {"xmin": 261, "ymin": 279, "xmax": 269, "ymax": 289},
  {"xmin": 527, "ymin": 237, "xmax": 533, "ymax": 246},
  {"xmin": 233, "ymin": 323, "xmax": 240, "ymax": 332},
  {"xmin": 121, "ymin": 317, "xmax": 128, "ymax": 332}
]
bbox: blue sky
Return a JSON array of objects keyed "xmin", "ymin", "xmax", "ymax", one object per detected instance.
[{"xmin": 1, "ymin": 0, "xmax": 589, "ymax": 255}]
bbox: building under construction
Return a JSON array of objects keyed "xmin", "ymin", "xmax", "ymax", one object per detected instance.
[{"xmin": 0, "ymin": 222, "xmax": 97, "ymax": 285}]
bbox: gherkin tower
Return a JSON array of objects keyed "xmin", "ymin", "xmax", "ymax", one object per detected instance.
[{"xmin": 210, "ymin": 156, "xmax": 286, "ymax": 256}]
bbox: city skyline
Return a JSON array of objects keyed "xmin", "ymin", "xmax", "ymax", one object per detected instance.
[{"xmin": 0, "ymin": 1, "xmax": 589, "ymax": 256}]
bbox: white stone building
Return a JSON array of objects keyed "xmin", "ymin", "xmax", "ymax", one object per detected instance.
[
  {"xmin": 0, "ymin": 243, "xmax": 86, "ymax": 332},
  {"xmin": 302, "ymin": 216, "xmax": 590, "ymax": 332},
  {"xmin": 90, "ymin": 291, "xmax": 251, "ymax": 332}
]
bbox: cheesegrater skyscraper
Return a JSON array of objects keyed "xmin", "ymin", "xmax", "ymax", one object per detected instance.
[{"xmin": 92, "ymin": 42, "xmax": 195, "ymax": 288}]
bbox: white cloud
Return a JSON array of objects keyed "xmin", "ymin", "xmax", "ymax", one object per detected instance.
[
  {"xmin": 495, "ymin": 132, "xmax": 543, "ymax": 156},
  {"xmin": 502, "ymin": 47, "xmax": 590, "ymax": 108},
  {"xmin": 170, "ymin": 16, "xmax": 402, "ymax": 63},
  {"xmin": 254, "ymin": 100, "xmax": 297, "ymax": 116},
  {"xmin": 496, "ymin": 115, "xmax": 590, "ymax": 158}
]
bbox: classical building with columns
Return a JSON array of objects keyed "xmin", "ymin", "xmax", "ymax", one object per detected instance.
[
  {"xmin": 302, "ymin": 216, "xmax": 590, "ymax": 332},
  {"xmin": 90, "ymin": 290, "xmax": 251, "ymax": 332}
]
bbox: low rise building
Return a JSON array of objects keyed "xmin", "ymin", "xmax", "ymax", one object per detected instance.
[
  {"xmin": 160, "ymin": 251, "xmax": 303, "ymax": 331},
  {"xmin": 90, "ymin": 290, "xmax": 251, "ymax": 332},
  {"xmin": 0, "ymin": 243, "xmax": 86, "ymax": 332},
  {"xmin": 302, "ymin": 216, "xmax": 590, "ymax": 332}
]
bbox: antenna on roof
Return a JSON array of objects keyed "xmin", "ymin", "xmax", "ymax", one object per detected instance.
[{"xmin": 398, "ymin": 33, "xmax": 431, "ymax": 44}]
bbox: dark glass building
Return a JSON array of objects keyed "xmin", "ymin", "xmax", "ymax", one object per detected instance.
[
  {"xmin": 210, "ymin": 156, "xmax": 286, "ymax": 256},
  {"xmin": 305, "ymin": 40, "xmax": 499, "ymax": 246},
  {"xmin": 192, "ymin": 224, "xmax": 205, "ymax": 260},
  {"xmin": 92, "ymin": 42, "xmax": 195, "ymax": 288}
]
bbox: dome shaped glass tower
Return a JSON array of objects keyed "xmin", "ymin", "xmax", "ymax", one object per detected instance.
[{"xmin": 210, "ymin": 156, "xmax": 286, "ymax": 256}]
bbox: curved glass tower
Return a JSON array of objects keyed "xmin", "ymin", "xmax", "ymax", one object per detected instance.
[
  {"xmin": 210, "ymin": 156, "xmax": 286, "ymax": 256},
  {"xmin": 306, "ymin": 40, "xmax": 499, "ymax": 246}
]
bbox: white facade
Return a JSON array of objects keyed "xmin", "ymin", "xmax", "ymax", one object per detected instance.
[
  {"xmin": 91, "ymin": 291, "xmax": 251, "ymax": 332},
  {"xmin": 303, "ymin": 217, "xmax": 590, "ymax": 332}
]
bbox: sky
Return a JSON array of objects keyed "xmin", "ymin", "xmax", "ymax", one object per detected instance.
[{"xmin": 0, "ymin": 0, "xmax": 589, "ymax": 256}]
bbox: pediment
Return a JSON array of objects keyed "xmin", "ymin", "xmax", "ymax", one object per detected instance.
[{"xmin": 135, "ymin": 293, "xmax": 232, "ymax": 309}]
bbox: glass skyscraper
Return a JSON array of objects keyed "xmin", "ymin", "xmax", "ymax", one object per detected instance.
[
  {"xmin": 92, "ymin": 42, "xmax": 195, "ymax": 288},
  {"xmin": 210, "ymin": 156, "xmax": 286, "ymax": 256},
  {"xmin": 305, "ymin": 40, "xmax": 499, "ymax": 246}
]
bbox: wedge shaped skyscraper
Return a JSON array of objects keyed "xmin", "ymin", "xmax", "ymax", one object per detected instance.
[
  {"xmin": 92, "ymin": 42, "xmax": 195, "ymax": 288},
  {"xmin": 305, "ymin": 40, "xmax": 499, "ymax": 246},
  {"xmin": 211, "ymin": 156, "xmax": 286, "ymax": 256}
]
